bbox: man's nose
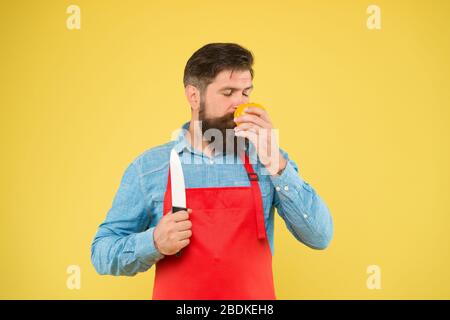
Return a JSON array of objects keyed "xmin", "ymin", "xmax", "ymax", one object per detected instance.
[{"xmin": 231, "ymin": 98, "xmax": 248, "ymax": 111}]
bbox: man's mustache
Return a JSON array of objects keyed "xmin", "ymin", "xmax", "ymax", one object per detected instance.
[{"xmin": 203, "ymin": 113, "xmax": 236, "ymax": 128}]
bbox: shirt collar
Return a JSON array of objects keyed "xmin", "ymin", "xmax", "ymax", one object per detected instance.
[{"xmin": 172, "ymin": 121, "xmax": 191, "ymax": 155}]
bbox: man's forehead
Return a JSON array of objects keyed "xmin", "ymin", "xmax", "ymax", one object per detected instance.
[{"xmin": 212, "ymin": 69, "xmax": 253, "ymax": 88}]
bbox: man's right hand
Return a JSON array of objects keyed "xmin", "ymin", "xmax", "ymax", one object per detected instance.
[{"xmin": 153, "ymin": 208, "xmax": 192, "ymax": 256}]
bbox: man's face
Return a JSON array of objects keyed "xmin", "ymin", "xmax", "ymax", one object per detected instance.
[
  {"xmin": 198, "ymin": 69, "xmax": 253, "ymax": 154},
  {"xmin": 200, "ymin": 69, "xmax": 253, "ymax": 122}
]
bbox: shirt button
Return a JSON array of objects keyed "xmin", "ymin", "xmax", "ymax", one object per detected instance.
[
  {"xmin": 275, "ymin": 186, "xmax": 281, "ymax": 192},
  {"xmin": 303, "ymin": 214, "xmax": 308, "ymax": 218},
  {"xmin": 209, "ymin": 159, "xmax": 214, "ymax": 164},
  {"xmin": 284, "ymin": 185, "xmax": 289, "ymax": 191}
]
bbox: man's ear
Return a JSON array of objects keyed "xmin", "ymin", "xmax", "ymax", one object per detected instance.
[{"xmin": 185, "ymin": 85, "xmax": 201, "ymax": 111}]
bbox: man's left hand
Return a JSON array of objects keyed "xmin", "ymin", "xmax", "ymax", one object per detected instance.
[{"xmin": 234, "ymin": 106, "xmax": 287, "ymax": 176}]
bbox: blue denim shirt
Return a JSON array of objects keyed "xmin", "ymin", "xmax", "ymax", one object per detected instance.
[{"xmin": 91, "ymin": 122, "xmax": 333, "ymax": 276}]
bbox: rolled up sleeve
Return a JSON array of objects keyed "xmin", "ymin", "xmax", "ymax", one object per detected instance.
[{"xmin": 270, "ymin": 149, "xmax": 334, "ymax": 250}]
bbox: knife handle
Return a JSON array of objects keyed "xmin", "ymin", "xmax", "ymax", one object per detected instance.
[
  {"xmin": 172, "ymin": 206, "xmax": 187, "ymax": 213},
  {"xmin": 172, "ymin": 206, "xmax": 187, "ymax": 257}
]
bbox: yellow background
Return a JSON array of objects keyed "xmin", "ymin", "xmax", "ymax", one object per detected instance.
[{"xmin": 1, "ymin": 0, "xmax": 449, "ymax": 299}]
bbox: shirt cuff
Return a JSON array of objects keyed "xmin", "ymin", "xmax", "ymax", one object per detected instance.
[
  {"xmin": 269, "ymin": 160, "xmax": 308, "ymax": 193},
  {"xmin": 135, "ymin": 227, "xmax": 165, "ymax": 262}
]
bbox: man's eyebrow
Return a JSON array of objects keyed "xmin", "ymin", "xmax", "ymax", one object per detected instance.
[{"xmin": 219, "ymin": 85, "xmax": 254, "ymax": 91}]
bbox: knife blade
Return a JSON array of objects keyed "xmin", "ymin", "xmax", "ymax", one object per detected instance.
[{"xmin": 170, "ymin": 148, "xmax": 187, "ymax": 212}]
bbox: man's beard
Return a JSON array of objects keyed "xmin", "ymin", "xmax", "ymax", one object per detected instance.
[{"xmin": 198, "ymin": 100, "xmax": 248, "ymax": 157}]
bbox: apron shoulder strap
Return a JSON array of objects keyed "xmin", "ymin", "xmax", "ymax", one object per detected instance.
[{"xmin": 240, "ymin": 152, "xmax": 267, "ymax": 240}]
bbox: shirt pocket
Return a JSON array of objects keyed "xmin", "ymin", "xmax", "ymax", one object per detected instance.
[
  {"xmin": 258, "ymin": 178, "xmax": 273, "ymax": 207},
  {"xmin": 148, "ymin": 191, "xmax": 165, "ymax": 225}
]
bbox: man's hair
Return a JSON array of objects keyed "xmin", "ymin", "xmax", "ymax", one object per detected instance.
[{"xmin": 183, "ymin": 43, "xmax": 254, "ymax": 92}]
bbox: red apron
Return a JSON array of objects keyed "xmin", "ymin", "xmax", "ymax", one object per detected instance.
[{"xmin": 152, "ymin": 152, "xmax": 276, "ymax": 300}]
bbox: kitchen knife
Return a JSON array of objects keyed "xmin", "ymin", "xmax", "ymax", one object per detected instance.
[{"xmin": 170, "ymin": 148, "xmax": 187, "ymax": 257}]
